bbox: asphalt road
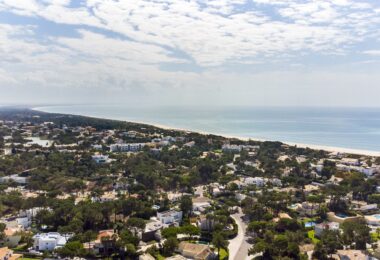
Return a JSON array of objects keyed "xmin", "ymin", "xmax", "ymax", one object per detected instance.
[{"xmin": 228, "ymin": 208, "xmax": 251, "ymax": 260}]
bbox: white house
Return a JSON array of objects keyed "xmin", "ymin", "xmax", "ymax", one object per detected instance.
[
  {"xmin": 269, "ymin": 178, "xmax": 282, "ymax": 187},
  {"xmin": 222, "ymin": 144, "xmax": 242, "ymax": 153},
  {"xmin": 110, "ymin": 143, "xmax": 146, "ymax": 152},
  {"xmin": 358, "ymin": 204, "xmax": 378, "ymax": 213},
  {"xmin": 92, "ymin": 155, "xmax": 109, "ymax": 164},
  {"xmin": 235, "ymin": 193, "xmax": 247, "ymax": 202},
  {"xmin": 359, "ymin": 166, "xmax": 378, "ymax": 177},
  {"xmin": 157, "ymin": 210, "xmax": 183, "ymax": 226},
  {"xmin": 0, "ymin": 175, "xmax": 28, "ymax": 184},
  {"xmin": 92, "ymin": 144, "xmax": 103, "ymax": 150},
  {"xmin": 336, "ymin": 164, "xmax": 378, "ymax": 177},
  {"xmin": 296, "ymin": 202, "xmax": 321, "ymax": 217},
  {"xmin": 183, "ymin": 141, "xmax": 195, "ymax": 148},
  {"xmin": 314, "ymin": 222, "xmax": 339, "ymax": 237},
  {"xmin": 341, "ymin": 158, "xmax": 360, "ymax": 166},
  {"xmin": 244, "ymin": 177, "xmax": 265, "ymax": 187},
  {"xmin": 15, "ymin": 217, "xmax": 30, "ymax": 229},
  {"xmin": 313, "ymin": 164, "xmax": 324, "ymax": 173},
  {"xmin": 192, "ymin": 197, "xmax": 212, "ymax": 213},
  {"xmin": 33, "ymin": 232, "xmax": 73, "ymax": 251},
  {"xmin": 140, "ymin": 219, "xmax": 163, "ymax": 242}
]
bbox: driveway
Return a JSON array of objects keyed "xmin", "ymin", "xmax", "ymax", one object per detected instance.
[{"xmin": 228, "ymin": 208, "xmax": 250, "ymax": 260}]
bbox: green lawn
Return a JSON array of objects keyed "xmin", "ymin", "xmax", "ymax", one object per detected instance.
[
  {"xmin": 219, "ymin": 248, "xmax": 228, "ymax": 260},
  {"xmin": 12, "ymin": 244, "xmax": 28, "ymax": 252},
  {"xmin": 156, "ymin": 254, "xmax": 165, "ymax": 260},
  {"xmin": 300, "ymin": 217, "xmax": 317, "ymax": 225},
  {"xmin": 307, "ymin": 230, "xmax": 320, "ymax": 244},
  {"xmin": 371, "ymin": 232, "xmax": 380, "ymax": 242}
]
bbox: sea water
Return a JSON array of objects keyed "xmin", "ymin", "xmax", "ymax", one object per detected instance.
[{"xmin": 34, "ymin": 105, "xmax": 380, "ymax": 152}]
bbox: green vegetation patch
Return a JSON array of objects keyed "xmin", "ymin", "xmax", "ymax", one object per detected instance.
[
  {"xmin": 219, "ymin": 248, "xmax": 228, "ymax": 260},
  {"xmin": 307, "ymin": 230, "xmax": 320, "ymax": 244}
]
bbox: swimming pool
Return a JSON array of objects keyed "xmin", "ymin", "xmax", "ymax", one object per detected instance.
[
  {"xmin": 336, "ymin": 213, "xmax": 348, "ymax": 218},
  {"xmin": 305, "ymin": 222, "xmax": 316, "ymax": 228}
]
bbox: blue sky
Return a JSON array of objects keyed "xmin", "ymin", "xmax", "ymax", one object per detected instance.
[{"xmin": 0, "ymin": 0, "xmax": 380, "ymax": 107}]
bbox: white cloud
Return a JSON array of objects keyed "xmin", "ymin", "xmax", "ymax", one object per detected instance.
[
  {"xmin": 1, "ymin": 0, "xmax": 379, "ymax": 66},
  {"xmin": 363, "ymin": 50, "xmax": 380, "ymax": 56},
  {"xmin": 0, "ymin": 0, "xmax": 380, "ymax": 106}
]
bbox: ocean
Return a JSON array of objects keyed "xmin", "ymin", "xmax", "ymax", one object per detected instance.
[{"xmin": 34, "ymin": 105, "xmax": 380, "ymax": 152}]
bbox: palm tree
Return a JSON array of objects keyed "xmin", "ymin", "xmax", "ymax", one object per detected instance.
[{"xmin": 212, "ymin": 232, "xmax": 229, "ymax": 257}]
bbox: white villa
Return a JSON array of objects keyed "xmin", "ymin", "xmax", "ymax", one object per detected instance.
[
  {"xmin": 244, "ymin": 177, "xmax": 265, "ymax": 187},
  {"xmin": 110, "ymin": 143, "xmax": 147, "ymax": 152},
  {"xmin": 314, "ymin": 222, "xmax": 339, "ymax": 237},
  {"xmin": 92, "ymin": 155, "xmax": 110, "ymax": 164},
  {"xmin": 33, "ymin": 232, "xmax": 73, "ymax": 251},
  {"xmin": 0, "ymin": 175, "xmax": 28, "ymax": 184},
  {"xmin": 157, "ymin": 210, "xmax": 183, "ymax": 226}
]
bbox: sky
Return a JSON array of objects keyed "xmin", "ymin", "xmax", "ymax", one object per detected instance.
[{"xmin": 0, "ymin": 0, "xmax": 380, "ymax": 107}]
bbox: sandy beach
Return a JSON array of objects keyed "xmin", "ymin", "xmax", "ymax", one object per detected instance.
[
  {"xmin": 152, "ymin": 122, "xmax": 380, "ymax": 157},
  {"xmin": 32, "ymin": 107, "xmax": 380, "ymax": 157}
]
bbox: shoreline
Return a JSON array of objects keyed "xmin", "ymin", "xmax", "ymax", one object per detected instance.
[
  {"xmin": 32, "ymin": 107, "xmax": 380, "ymax": 157},
  {"xmin": 144, "ymin": 122, "xmax": 380, "ymax": 157}
]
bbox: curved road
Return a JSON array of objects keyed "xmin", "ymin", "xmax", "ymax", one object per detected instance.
[{"xmin": 228, "ymin": 208, "xmax": 251, "ymax": 260}]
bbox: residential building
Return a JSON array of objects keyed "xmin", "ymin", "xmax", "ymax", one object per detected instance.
[
  {"xmin": 333, "ymin": 250, "xmax": 371, "ymax": 260},
  {"xmin": 157, "ymin": 210, "xmax": 183, "ymax": 226},
  {"xmin": 184, "ymin": 141, "xmax": 195, "ymax": 148},
  {"xmin": 197, "ymin": 215, "xmax": 215, "ymax": 231},
  {"xmin": 92, "ymin": 155, "xmax": 109, "ymax": 164},
  {"xmin": 140, "ymin": 219, "xmax": 162, "ymax": 242},
  {"xmin": 110, "ymin": 143, "xmax": 146, "ymax": 152},
  {"xmin": 84, "ymin": 230, "xmax": 118, "ymax": 255},
  {"xmin": 269, "ymin": 178, "xmax": 282, "ymax": 187},
  {"xmin": 177, "ymin": 241, "xmax": 216, "ymax": 260},
  {"xmin": 235, "ymin": 193, "xmax": 246, "ymax": 202},
  {"xmin": 92, "ymin": 144, "xmax": 102, "ymax": 150},
  {"xmin": 357, "ymin": 204, "xmax": 378, "ymax": 213},
  {"xmin": 341, "ymin": 158, "xmax": 360, "ymax": 166},
  {"xmin": 296, "ymin": 202, "xmax": 320, "ymax": 217},
  {"xmin": 222, "ymin": 144, "xmax": 242, "ymax": 153},
  {"xmin": 192, "ymin": 197, "xmax": 212, "ymax": 213},
  {"xmin": 336, "ymin": 164, "xmax": 379, "ymax": 177},
  {"xmin": 32, "ymin": 232, "xmax": 73, "ymax": 251},
  {"xmin": 314, "ymin": 222, "xmax": 339, "ymax": 237},
  {"xmin": 0, "ymin": 175, "xmax": 28, "ymax": 185},
  {"xmin": 244, "ymin": 177, "xmax": 265, "ymax": 187}
]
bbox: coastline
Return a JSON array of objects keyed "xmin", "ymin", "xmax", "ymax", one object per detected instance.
[
  {"xmin": 149, "ymin": 122, "xmax": 380, "ymax": 157},
  {"xmin": 32, "ymin": 107, "xmax": 380, "ymax": 157}
]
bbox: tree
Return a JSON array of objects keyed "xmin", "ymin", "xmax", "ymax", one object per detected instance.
[
  {"xmin": 0, "ymin": 223, "xmax": 5, "ymax": 241},
  {"xmin": 248, "ymin": 221, "xmax": 271, "ymax": 238},
  {"xmin": 275, "ymin": 218, "xmax": 301, "ymax": 233},
  {"xmin": 180, "ymin": 195, "xmax": 193, "ymax": 218},
  {"xmin": 313, "ymin": 230, "xmax": 342, "ymax": 259},
  {"xmin": 212, "ymin": 232, "xmax": 229, "ymax": 256},
  {"xmin": 127, "ymin": 217, "xmax": 146, "ymax": 230},
  {"xmin": 162, "ymin": 237, "xmax": 178, "ymax": 256},
  {"xmin": 181, "ymin": 225, "xmax": 200, "ymax": 239},
  {"xmin": 81, "ymin": 230, "xmax": 97, "ymax": 249},
  {"xmin": 162, "ymin": 227, "xmax": 179, "ymax": 239},
  {"xmin": 56, "ymin": 241, "xmax": 86, "ymax": 258},
  {"xmin": 321, "ymin": 160, "xmax": 336, "ymax": 179},
  {"xmin": 341, "ymin": 219, "xmax": 370, "ymax": 249}
]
